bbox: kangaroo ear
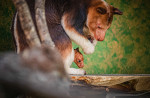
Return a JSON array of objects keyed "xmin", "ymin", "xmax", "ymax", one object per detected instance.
[
  {"xmin": 113, "ymin": 7, "xmax": 123, "ymax": 15},
  {"xmin": 75, "ymin": 47, "xmax": 79, "ymax": 52}
]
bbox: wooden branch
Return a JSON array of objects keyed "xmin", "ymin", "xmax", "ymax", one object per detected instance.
[
  {"xmin": 12, "ymin": 0, "xmax": 41, "ymax": 47},
  {"xmin": 35, "ymin": 0, "xmax": 55, "ymax": 48},
  {"xmin": 0, "ymin": 48, "xmax": 69, "ymax": 97}
]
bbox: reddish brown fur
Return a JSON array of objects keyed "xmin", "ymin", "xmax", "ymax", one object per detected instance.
[
  {"xmin": 74, "ymin": 48, "xmax": 84, "ymax": 68},
  {"xmin": 86, "ymin": 0, "xmax": 120, "ymax": 41}
]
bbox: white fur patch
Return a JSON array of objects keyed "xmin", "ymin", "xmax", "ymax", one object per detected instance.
[
  {"xmin": 63, "ymin": 47, "xmax": 86, "ymax": 75},
  {"xmin": 14, "ymin": 12, "xmax": 20, "ymax": 54},
  {"xmin": 63, "ymin": 48, "xmax": 74, "ymax": 70},
  {"xmin": 67, "ymin": 68, "xmax": 86, "ymax": 75},
  {"xmin": 61, "ymin": 16, "xmax": 95, "ymax": 54}
]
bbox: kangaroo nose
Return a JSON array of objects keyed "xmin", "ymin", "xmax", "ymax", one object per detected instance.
[
  {"xmin": 97, "ymin": 37, "xmax": 105, "ymax": 41},
  {"xmin": 78, "ymin": 64, "xmax": 84, "ymax": 68}
]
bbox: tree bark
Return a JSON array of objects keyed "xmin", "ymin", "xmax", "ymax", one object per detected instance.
[
  {"xmin": 35, "ymin": 0, "xmax": 55, "ymax": 48},
  {"xmin": 12, "ymin": 0, "xmax": 41, "ymax": 47}
]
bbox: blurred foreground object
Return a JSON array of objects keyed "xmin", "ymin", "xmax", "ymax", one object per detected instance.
[{"xmin": 0, "ymin": 47, "xmax": 70, "ymax": 98}]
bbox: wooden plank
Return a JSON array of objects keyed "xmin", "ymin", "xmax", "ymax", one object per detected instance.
[{"xmin": 70, "ymin": 75, "xmax": 150, "ymax": 91}]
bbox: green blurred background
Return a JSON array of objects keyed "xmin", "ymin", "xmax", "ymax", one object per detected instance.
[{"xmin": 0, "ymin": 0, "xmax": 150, "ymax": 74}]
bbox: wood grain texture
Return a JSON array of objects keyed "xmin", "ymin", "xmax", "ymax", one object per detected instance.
[{"xmin": 70, "ymin": 75, "xmax": 150, "ymax": 91}]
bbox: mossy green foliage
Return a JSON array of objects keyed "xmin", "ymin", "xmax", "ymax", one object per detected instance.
[{"xmin": 0, "ymin": 0, "xmax": 150, "ymax": 74}]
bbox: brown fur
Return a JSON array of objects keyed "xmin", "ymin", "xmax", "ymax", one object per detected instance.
[
  {"xmin": 87, "ymin": 0, "xmax": 115, "ymax": 41},
  {"xmin": 74, "ymin": 48, "xmax": 84, "ymax": 68},
  {"xmin": 12, "ymin": 0, "xmax": 122, "ymax": 74}
]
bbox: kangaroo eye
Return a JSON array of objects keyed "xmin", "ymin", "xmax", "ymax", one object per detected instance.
[
  {"xmin": 78, "ymin": 60, "xmax": 81, "ymax": 62},
  {"xmin": 97, "ymin": 7, "xmax": 107, "ymax": 14}
]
